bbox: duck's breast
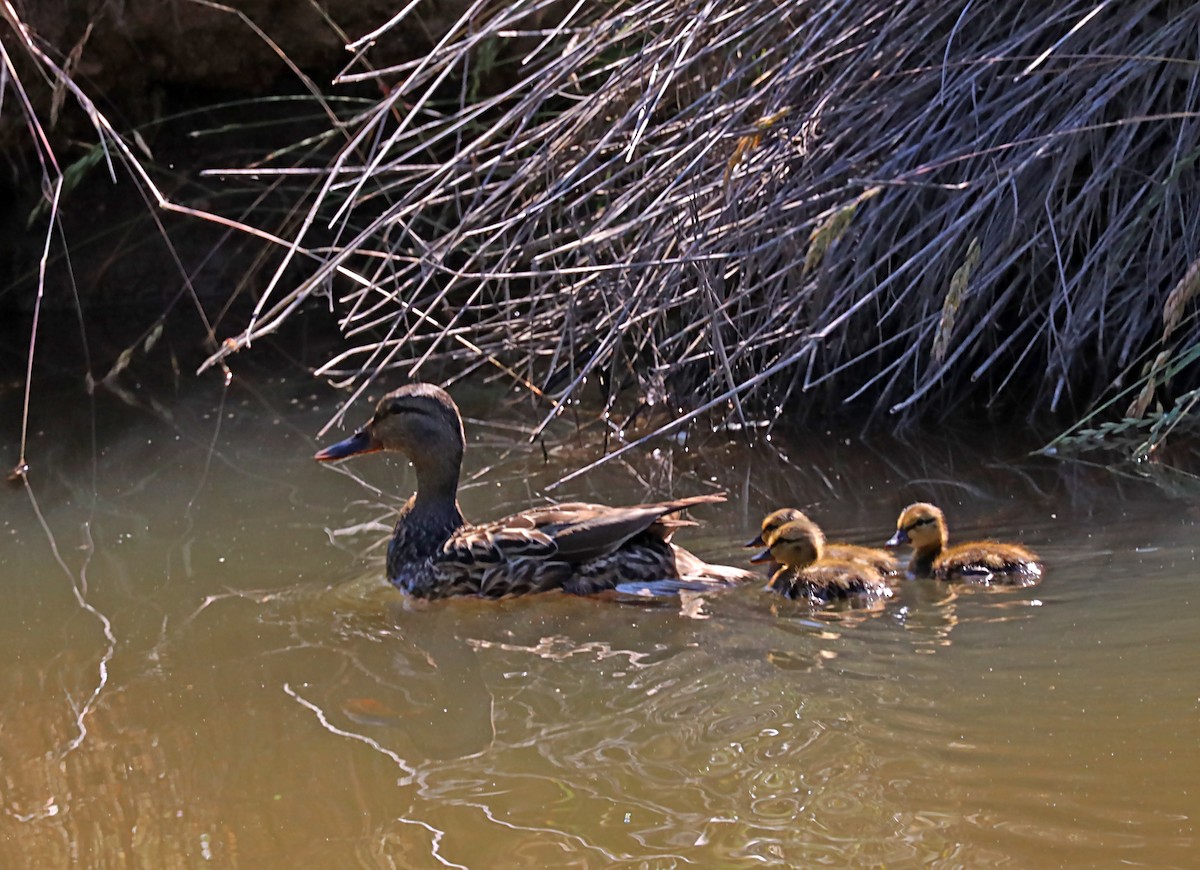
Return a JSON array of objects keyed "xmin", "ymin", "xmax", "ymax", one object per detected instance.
[{"xmin": 771, "ymin": 561, "xmax": 893, "ymax": 604}]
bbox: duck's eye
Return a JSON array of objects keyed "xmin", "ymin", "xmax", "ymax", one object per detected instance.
[{"xmin": 905, "ymin": 516, "xmax": 937, "ymax": 532}]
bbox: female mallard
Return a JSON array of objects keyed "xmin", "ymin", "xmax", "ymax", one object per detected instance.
[
  {"xmin": 885, "ymin": 502, "xmax": 1042, "ymax": 586},
  {"xmin": 747, "ymin": 508, "xmax": 900, "ymax": 575},
  {"xmin": 748, "ymin": 516, "xmax": 894, "ymax": 605},
  {"xmin": 314, "ymin": 383, "xmax": 755, "ymax": 599}
]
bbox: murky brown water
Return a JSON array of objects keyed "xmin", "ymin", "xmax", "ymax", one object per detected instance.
[{"xmin": 1, "ymin": 364, "xmax": 1197, "ymax": 867}]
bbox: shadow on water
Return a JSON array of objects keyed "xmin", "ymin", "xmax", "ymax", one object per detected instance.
[{"xmin": 1, "ymin": 336, "xmax": 1197, "ymax": 866}]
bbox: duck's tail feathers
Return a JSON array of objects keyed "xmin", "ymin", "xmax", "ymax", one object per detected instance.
[{"xmin": 672, "ymin": 545, "xmax": 759, "ymax": 586}]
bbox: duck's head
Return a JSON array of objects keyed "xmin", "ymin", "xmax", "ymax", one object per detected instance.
[
  {"xmin": 314, "ymin": 384, "xmax": 465, "ymax": 478},
  {"xmin": 749, "ymin": 516, "xmax": 824, "ymax": 569},
  {"xmin": 885, "ymin": 502, "xmax": 947, "ymax": 553},
  {"xmin": 744, "ymin": 507, "xmax": 807, "ymax": 549}
]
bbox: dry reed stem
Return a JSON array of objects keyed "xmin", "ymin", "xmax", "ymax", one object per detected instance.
[{"xmin": 179, "ymin": 0, "xmax": 1200, "ymax": 445}]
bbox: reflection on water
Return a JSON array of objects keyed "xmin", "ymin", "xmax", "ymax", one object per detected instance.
[{"xmin": 1, "ymin": 364, "xmax": 1197, "ymax": 867}]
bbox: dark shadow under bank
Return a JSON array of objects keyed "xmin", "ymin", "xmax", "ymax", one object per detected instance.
[{"xmin": 5, "ymin": 302, "xmax": 1196, "ymax": 514}]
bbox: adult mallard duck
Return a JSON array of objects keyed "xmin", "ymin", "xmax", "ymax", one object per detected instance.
[
  {"xmin": 885, "ymin": 502, "xmax": 1042, "ymax": 586},
  {"xmin": 747, "ymin": 508, "xmax": 900, "ymax": 575},
  {"xmin": 314, "ymin": 383, "xmax": 755, "ymax": 599},
  {"xmin": 748, "ymin": 515, "xmax": 895, "ymax": 605}
]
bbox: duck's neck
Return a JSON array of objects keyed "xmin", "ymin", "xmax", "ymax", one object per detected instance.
[
  {"xmin": 909, "ymin": 542, "xmax": 941, "ymax": 577},
  {"xmin": 392, "ymin": 449, "xmax": 465, "ymax": 560},
  {"xmin": 414, "ymin": 443, "xmax": 462, "ymax": 506}
]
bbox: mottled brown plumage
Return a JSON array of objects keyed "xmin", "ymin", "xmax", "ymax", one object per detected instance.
[
  {"xmin": 747, "ymin": 508, "xmax": 900, "ymax": 576},
  {"xmin": 885, "ymin": 502, "xmax": 1042, "ymax": 586},
  {"xmin": 749, "ymin": 515, "xmax": 895, "ymax": 606},
  {"xmin": 315, "ymin": 383, "xmax": 755, "ymax": 598}
]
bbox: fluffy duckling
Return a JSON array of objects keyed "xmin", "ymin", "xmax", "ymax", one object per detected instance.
[
  {"xmin": 747, "ymin": 508, "xmax": 900, "ymax": 576},
  {"xmin": 749, "ymin": 516, "xmax": 895, "ymax": 605},
  {"xmin": 885, "ymin": 502, "xmax": 1042, "ymax": 586}
]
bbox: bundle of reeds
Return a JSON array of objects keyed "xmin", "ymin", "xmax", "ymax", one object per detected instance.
[{"xmin": 192, "ymin": 1, "xmax": 1200, "ymax": 444}]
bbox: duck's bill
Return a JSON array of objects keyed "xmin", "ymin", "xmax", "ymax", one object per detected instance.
[
  {"xmin": 314, "ymin": 430, "xmax": 378, "ymax": 462},
  {"xmin": 743, "ymin": 534, "xmax": 765, "ymax": 548},
  {"xmin": 884, "ymin": 529, "xmax": 909, "ymax": 548},
  {"xmin": 748, "ymin": 547, "xmax": 773, "ymax": 564}
]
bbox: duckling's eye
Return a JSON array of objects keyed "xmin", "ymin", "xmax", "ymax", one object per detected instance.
[{"xmin": 905, "ymin": 517, "xmax": 937, "ymax": 532}]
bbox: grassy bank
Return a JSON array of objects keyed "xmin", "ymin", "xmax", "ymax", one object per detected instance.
[
  {"xmin": 198, "ymin": 1, "xmax": 1199, "ymax": 448},
  {"xmin": 7, "ymin": 2, "xmax": 1200, "ymax": 460}
]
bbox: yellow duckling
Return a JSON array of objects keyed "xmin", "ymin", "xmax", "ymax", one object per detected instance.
[
  {"xmin": 885, "ymin": 502, "xmax": 1042, "ymax": 586},
  {"xmin": 747, "ymin": 508, "xmax": 900, "ymax": 575},
  {"xmin": 749, "ymin": 516, "xmax": 895, "ymax": 605}
]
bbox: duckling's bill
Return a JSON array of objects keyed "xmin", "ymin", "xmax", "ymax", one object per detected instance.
[
  {"xmin": 314, "ymin": 430, "xmax": 380, "ymax": 462},
  {"xmin": 748, "ymin": 546, "xmax": 773, "ymax": 564},
  {"xmin": 884, "ymin": 528, "xmax": 909, "ymax": 548}
]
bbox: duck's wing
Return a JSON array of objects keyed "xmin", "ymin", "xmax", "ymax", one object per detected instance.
[
  {"xmin": 537, "ymin": 494, "xmax": 726, "ymax": 563},
  {"xmin": 440, "ymin": 526, "xmax": 558, "ymax": 565},
  {"xmin": 454, "ymin": 493, "xmax": 725, "ymax": 565},
  {"xmin": 505, "ymin": 502, "xmax": 700, "ymax": 542},
  {"xmin": 939, "ymin": 542, "xmax": 1042, "ymax": 584}
]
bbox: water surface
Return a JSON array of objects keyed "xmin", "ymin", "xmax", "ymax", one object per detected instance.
[{"xmin": 1, "ymin": 365, "xmax": 1196, "ymax": 867}]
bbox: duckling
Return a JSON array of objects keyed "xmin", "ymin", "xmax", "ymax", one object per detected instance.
[
  {"xmin": 747, "ymin": 508, "xmax": 900, "ymax": 575},
  {"xmin": 885, "ymin": 502, "xmax": 1042, "ymax": 586},
  {"xmin": 749, "ymin": 516, "xmax": 895, "ymax": 605},
  {"xmin": 315, "ymin": 383, "xmax": 756, "ymax": 599}
]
